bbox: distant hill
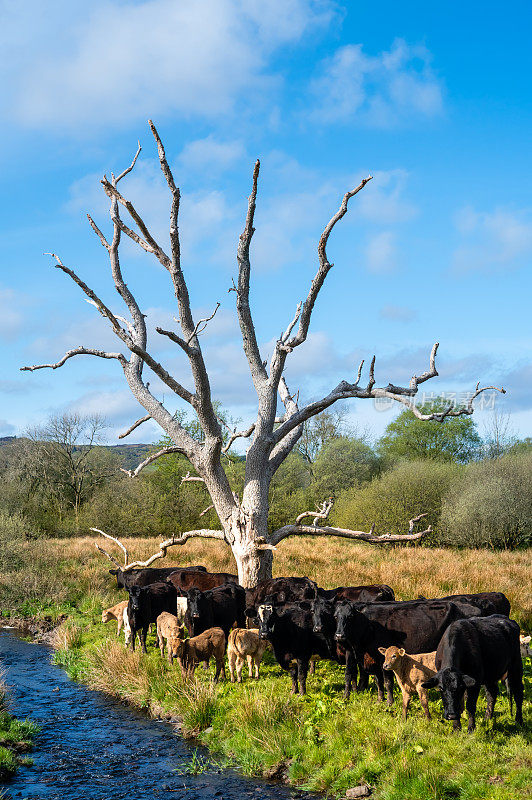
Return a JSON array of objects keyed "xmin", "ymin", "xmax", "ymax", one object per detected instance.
[{"xmin": 0, "ymin": 436, "xmax": 155, "ymax": 471}]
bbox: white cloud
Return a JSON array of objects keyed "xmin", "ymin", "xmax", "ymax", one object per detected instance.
[
  {"xmin": 453, "ymin": 206, "xmax": 532, "ymax": 272},
  {"xmin": 365, "ymin": 231, "xmax": 397, "ymax": 273},
  {"xmin": 357, "ymin": 170, "xmax": 417, "ymax": 224},
  {"xmin": 178, "ymin": 136, "xmax": 246, "ymax": 175},
  {"xmin": 310, "ymin": 38, "xmax": 443, "ymax": 126},
  {"xmin": 2, "ymin": 0, "xmax": 335, "ymax": 131},
  {"xmin": 0, "ymin": 420, "xmax": 16, "ymax": 437}
]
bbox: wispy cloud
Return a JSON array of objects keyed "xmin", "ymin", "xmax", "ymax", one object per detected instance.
[
  {"xmin": 365, "ymin": 231, "xmax": 397, "ymax": 273},
  {"xmin": 453, "ymin": 205, "xmax": 532, "ymax": 272},
  {"xmin": 2, "ymin": 0, "xmax": 335, "ymax": 131},
  {"xmin": 310, "ymin": 38, "xmax": 443, "ymax": 126}
]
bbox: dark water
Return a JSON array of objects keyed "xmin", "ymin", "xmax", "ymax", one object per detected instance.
[{"xmin": 0, "ymin": 630, "xmax": 308, "ymax": 800}]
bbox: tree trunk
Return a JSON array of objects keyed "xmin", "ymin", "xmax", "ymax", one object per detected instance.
[{"xmin": 225, "ymin": 500, "xmax": 273, "ymax": 587}]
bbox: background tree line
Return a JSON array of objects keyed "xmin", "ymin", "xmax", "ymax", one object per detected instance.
[{"xmin": 0, "ymin": 401, "xmax": 530, "ymax": 550}]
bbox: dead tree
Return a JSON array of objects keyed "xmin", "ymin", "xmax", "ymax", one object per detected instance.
[{"xmin": 21, "ymin": 123, "xmax": 503, "ymax": 586}]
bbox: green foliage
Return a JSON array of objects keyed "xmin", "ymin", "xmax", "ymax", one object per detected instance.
[
  {"xmin": 334, "ymin": 460, "xmax": 461, "ymax": 538},
  {"xmin": 439, "ymin": 451, "xmax": 532, "ymax": 549},
  {"xmin": 312, "ymin": 437, "xmax": 381, "ymax": 497},
  {"xmin": 0, "ymin": 681, "xmax": 38, "ymax": 779},
  {"xmin": 378, "ymin": 400, "xmax": 482, "ymax": 464}
]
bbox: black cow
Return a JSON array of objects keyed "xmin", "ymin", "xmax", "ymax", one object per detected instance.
[
  {"xmin": 167, "ymin": 569, "xmax": 238, "ymax": 592},
  {"xmin": 334, "ymin": 599, "xmax": 483, "ymax": 704},
  {"xmin": 127, "ymin": 581, "xmax": 178, "ymax": 653},
  {"xmin": 421, "ymin": 614, "xmax": 523, "ymax": 732},
  {"xmin": 316, "ymin": 584, "xmax": 395, "ymax": 603},
  {"xmin": 245, "ymin": 577, "xmax": 318, "ymax": 618},
  {"xmin": 185, "ymin": 583, "xmax": 246, "ymax": 640},
  {"xmin": 309, "ymin": 596, "xmax": 358, "ymax": 697},
  {"xmin": 257, "ymin": 601, "xmax": 354, "ymax": 695},
  {"xmin": 433, "ymin": 592, "xmax": 510, "ymax": 617},
  {"xmin": 110, "ymin": 565, "xmax": 206, "ymax": 589}
]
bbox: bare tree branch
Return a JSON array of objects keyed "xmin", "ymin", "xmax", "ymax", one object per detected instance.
[
  {"xmin": 180, "ymin": 471, "xmax": 206, "ymax": 485},
  {"xmin": 271, "ymin": 344, "xmax": 505, "ymax": 446},
  {"xmin": 91, "ymin": 528, "xmax": 129, "ymax": 565},
  {"xmin": 93, "ymin": 528, "xmax": 227, "ymax": 572},
  {"xmin": 155, "ymin": 326, "xmax": 193, "ymax": 355},
  {"xmin": 222, "ymin": 423, "xmax": 256, "ymax": 454},
  {"xmin": 118, "ymin": 414, "xmax": 151, "ymax": 440},
  {"xmin": 295, "ymin": 498, "xmax": 334, "ymax": 526},
  {"xmin": 286, "ymin": 177, "xmax": 373, "ymax": 350},
  {"xmin": 115, "ymin": 141, "xmax": 142, "ymax": 184},
  {"xmin": 236, "ymin": 159, "xmax": 268, "ymax": 387},
  {"xmin": 187, "ymin": 302, "xmax": 220, "ymax": 344},
  {"xmin": 21, "ymin": 346, "xmax": 126, "ymax": 371},
  {"xmin": 271, "ymin": 514, "xmax": 432, "ymax": 546},
  {"xmin": 121, "ymin": 445, "xmax": 186, "ymax": 478},
  {"xmin": 101, "ymin": 179, "xmax": 172, "ymax": 269}
]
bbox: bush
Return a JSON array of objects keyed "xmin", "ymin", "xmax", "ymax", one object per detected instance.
[
  {"xmin": 439, "ymin": 451, "xmax": 532, "ymax": 549},
  {"xmin": 333, "ymin": 460, "xmax": 461, "ymax": 539}
]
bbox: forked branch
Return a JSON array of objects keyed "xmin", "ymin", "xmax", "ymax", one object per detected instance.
[
  {"xmin": 270, "ymin": 513, "xmax": 432, "ymax": 546},
  {"xmin": 93, "ymin": 528, "xmax": 226, "ymax": 572}
]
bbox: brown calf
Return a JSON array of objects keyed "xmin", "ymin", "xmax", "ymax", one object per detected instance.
[
  {"xmin": 156, "ymin": 612, "xmax": 185, "ymax": 663},
  {"xmin": 378, "ymin": 646, "xmax": 437, "ymax": 720},
  {"xmin": 102, "ymin": 601, "xmax": 130, "ymax": 641},
  {"xmin": 174, "ymin": 627, "xmax": 226, "ymax": 682},
  {"xmin": 227, "ymin": 628, "xmax": 269, "ymax": 682}
]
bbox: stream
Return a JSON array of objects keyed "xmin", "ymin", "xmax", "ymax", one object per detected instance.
[{"xmin": 0, "ymin": 629, "xmax": 310, "ymax": 800}]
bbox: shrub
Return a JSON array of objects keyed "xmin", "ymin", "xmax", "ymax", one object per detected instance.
[
  {"xmin": 333, "ymin": 460, "xmax": 461, "ymax": 539},
  {"xmin": 439, "ymin": 451, "xmax": 532, "ymax": 549}
]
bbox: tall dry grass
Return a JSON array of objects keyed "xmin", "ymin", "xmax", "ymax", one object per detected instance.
[{"xmin": 1, "ymin": 534, "xmax": 530, "ymax": 626}]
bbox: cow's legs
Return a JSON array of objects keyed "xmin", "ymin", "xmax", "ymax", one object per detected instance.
[
  {"xmin": 465, "ymin": 685, "xmax": 480, "ymax": 733},
  {"xmin": 228, "ymin": 651, "xmax": 236, "ymax": 682},
  {"xmin": 344, "ymin": 651, "xmax": 357, "ymax": 700},
  {"xmin": 418, "ymin": 688, "xmax": 431, "ymax": 720},
  {"xmin": 484, "ymin": 682, "xmax": 498, "ymax": 721},
  {"xmin": 288, "ymin": 662, "xmax": 298, "ymax": 694},
  {"xmin": 297, "ymin": 659, "xmax": 309, "ymax": 695},
  {"xmin": 401, "ymin": 690, "xmax": 412, "ymax": 720},
  {"xmin": 375, "ymin": 668, "xmax": 385, "ymax": 702},
  {"xmin": 508, "ymin": 665, "xmax": 524, "ymax": 726},
  {"xmin": 214, "ymin": 657, "xmax": 225, "ymax": 682},
  {"xmin": 140, "ymin": 625, "xmax": 148, "ymax": 654},
  {"xmin": 385, "ymin": 671, "xmax": 394, "ymax": 706}
]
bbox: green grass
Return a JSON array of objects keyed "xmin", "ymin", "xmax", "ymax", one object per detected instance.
[
  {"xmin": 0, "ymin": 690, "xmax": 38, "ymax": 781},
  {"xmin": 51, "ymin": 613, "xmax": 532, "ymax": 800},
  {"xmin": 1, "ymin": 533, "xmax": 530, "ymax": 797}
]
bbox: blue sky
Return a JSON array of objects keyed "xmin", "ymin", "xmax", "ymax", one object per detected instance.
[{"xmin": 1, "ymin": 0, "xmax": 531, "ymax": 446}]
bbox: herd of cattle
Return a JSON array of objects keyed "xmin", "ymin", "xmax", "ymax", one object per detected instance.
[{"xmin": 101, "ymin": 564, "xmax": 530, "ymax": 733}]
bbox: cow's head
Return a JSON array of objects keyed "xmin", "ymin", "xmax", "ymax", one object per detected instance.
[
  {"xmin": 333, "ymin": 600, "xmax": 362, "ymax": 644},
  {"xmin": 312, "ymin": 597, "xmax": 335, "ymax": 636},
  {"xmin": 168, "ymin": 626, "xmax": 186, "ymax": 661},
  {"xmin": 185, "ymin": 588, "xmax": 208, "ymax": 636},
  {"xmin": 128, "ymin": 585, "xmax": 144, "ymax": 613},
  {"xmin": 257, "ymin": 604, "xmax": 276, "ymax": 639},
  {"xmin": 422, "ymin": 668, "xmax": 475, "ymax": 726},
  {"xmin": 520, "ymin": 634, "xmax": 532, "ymax": 658},
  {"xmin": 378, "ymin": 646, "xmax": 405, "ymax": 670}
]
